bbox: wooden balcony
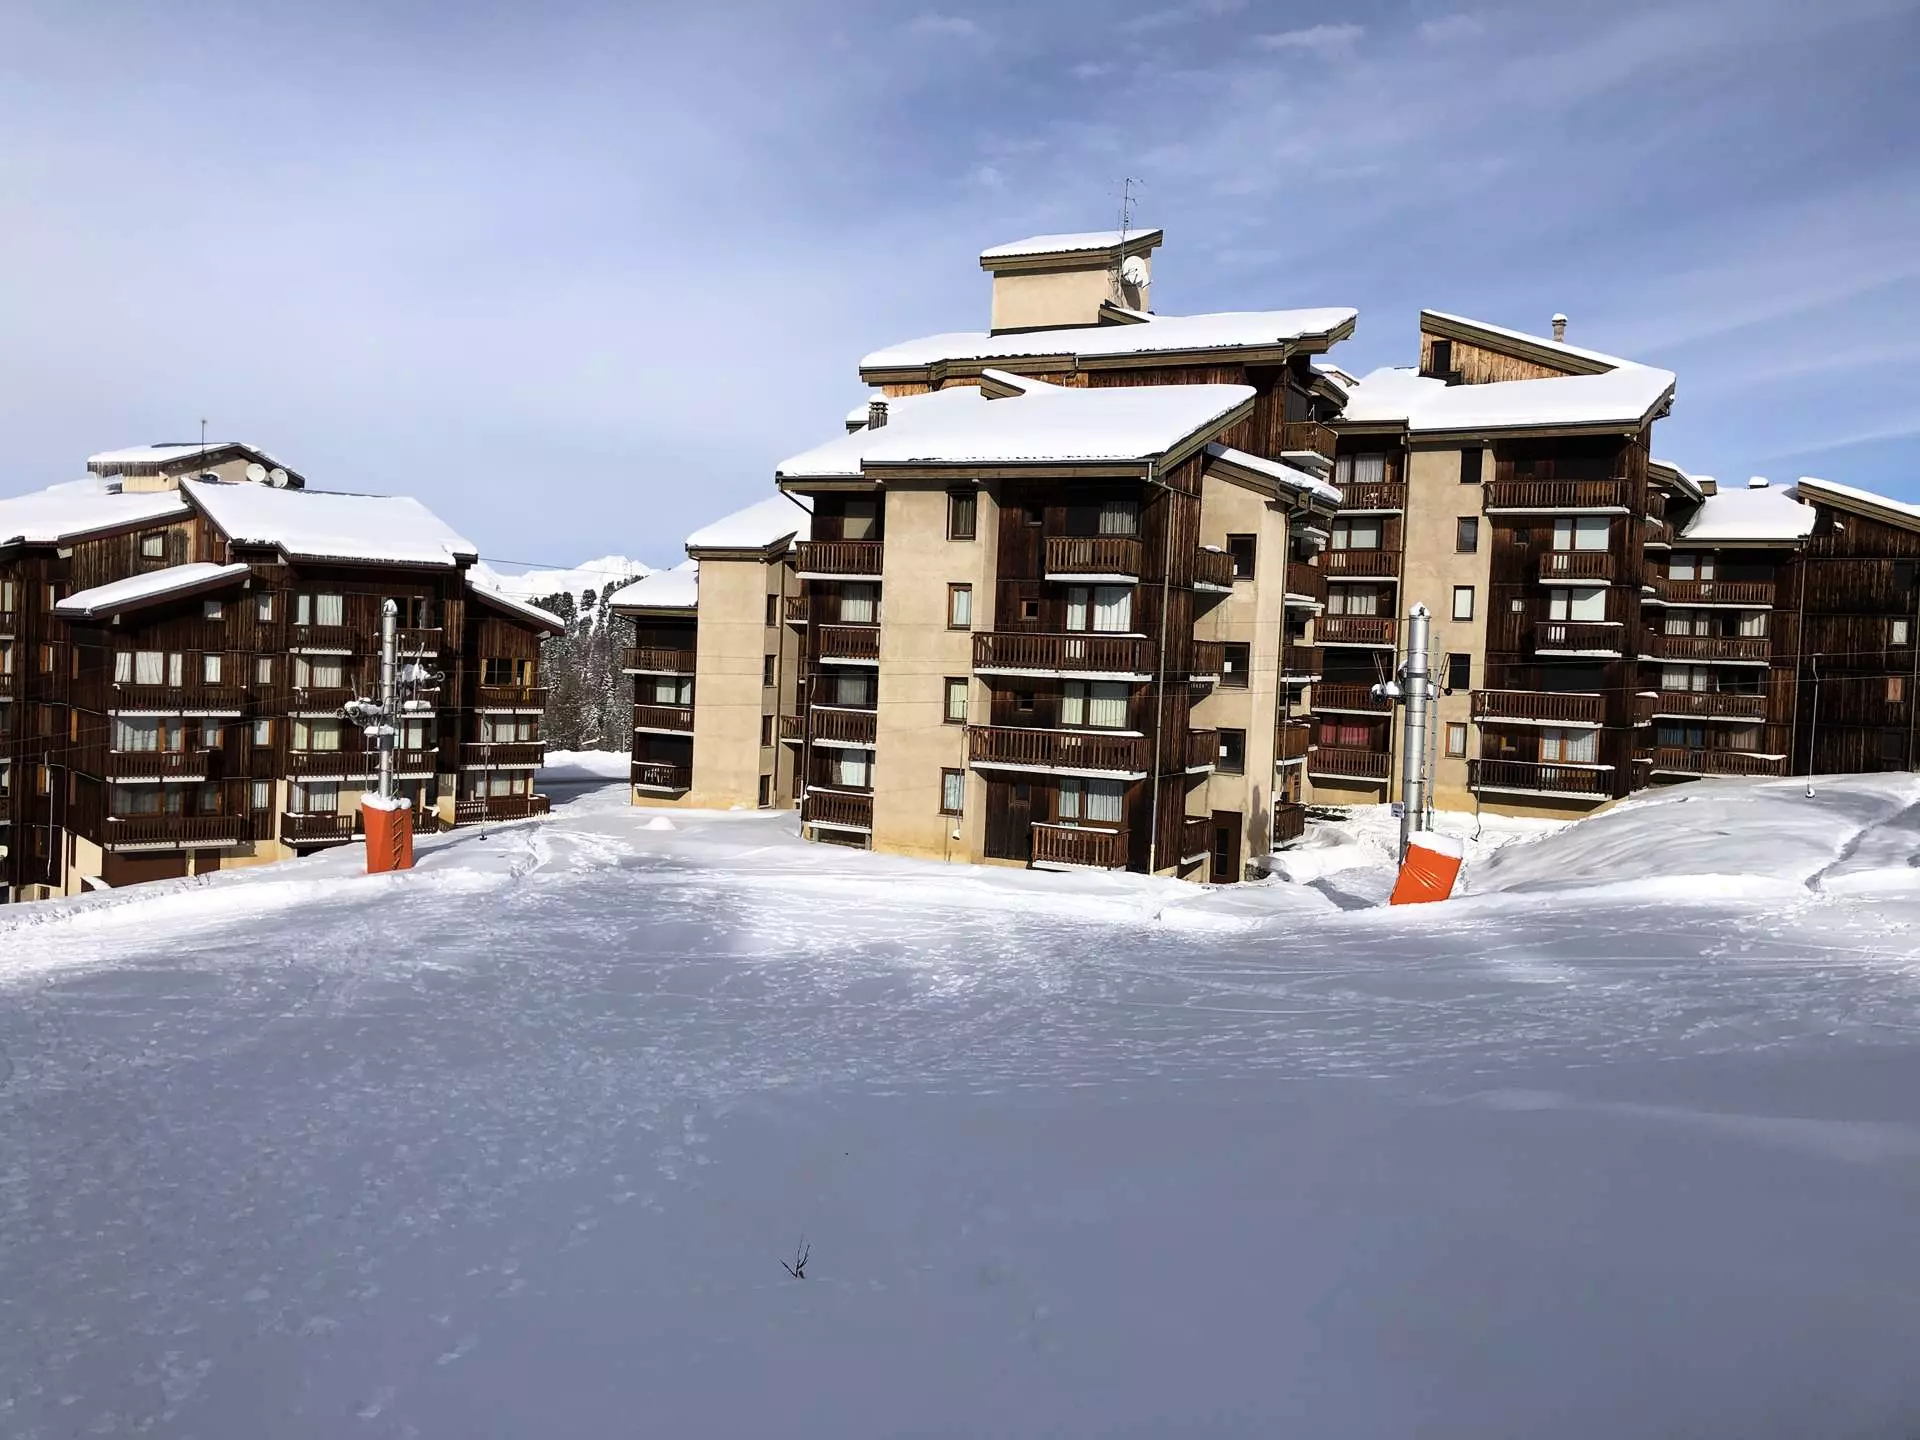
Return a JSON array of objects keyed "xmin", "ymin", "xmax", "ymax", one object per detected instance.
[
  {"xmin": 1273, "ymin": 800, "xmax": 1307, "ymax": 847},
  {"xmin": 1278, "ymin": 420, "xmax": 1337, "ymax": 464},
  {"xmin": 1192, "ymin": 547, "xmax": 1236, "ymax": 591},
  {"xmin": 967, "ymin": 726, "xmax": 1151, "ymax": 776},
  {"xmin": 1537, "ymin": 550, "xmax": 1618, "ymax": 582},
  {"xmin": 1645, "ymin": 490, "xmax": 1669, "ymax": 522},
  {"xmin": 623, "ymin": 646, "xmax": 697, "ymax": 674},
  {"xmin": 1312, "ymin": 682, "xmax": 1391, "ymax": 714},
  {"xmin": 284, "ymin": 747, "xmax": 438, "ymax": 778},
  {"xmin": 1280, "ymin": 643, "xmax": 1322, "ymax": 681},
  {"xmin": 1534, "ymin": 621, "xmax": 1625, "ymax": 656},
  {"xmin": 1308, "ymin": 747, "xmax": 1392, "ymax": 782},
  {"xmin": 110, "ymin": 683, "xmax": 247, "ymax": 713},
  {"xmin": 1180, "ymin": 815, "xmax": 1210, "ymax": 864},
  {"xmin": 1276, "ymin": 721, "xmax": 1312, "ymax": 763},
  {"xmin": 1186, "ymin": 728, "xmax": 1219, "ymax": 771},
  {"xmin": 281, "ymin": 812, "xmax": 359, "ymax": 846},
  {"xmin": 778, "ymin": 713, "xmax": 804, "ymax": 742},
  {"xmin": 632, "ymin": 760, "xmax": 691, "ymax": 791},
  {"xmin": 461, "ymin": 741, "xmax": 545, "ymax": 768},
  {"xmin": 784, "ymin": 594, "xmax": 809, "ymax": 625},
  {"xmin": 0, "ymin": 671, "xmax": 12, "ymax": 698},
  {"xmin": 396, "ymin": 626, "xmax": 443, "ymax": 654},
  {"xmin": 106, "ymin": 749, "xmax": 211, "ymax": 781},
  {"xmin": 1663, "ymin": 579, "xmax": 1775, "ymax": 607},
  {"xmin": 1647, "ymin": 633, "xmax": 1771, "ymax": 663},
  {"xmin": 1192, "ymin": 640, "xmax": 1225, "ymax": 682},
  {"xmin": 633, "ymin": 703, "xmax": 694, "ymax": 733},
  {"xmin": 451, "ymin": 794, "xmax": 552, "ymax": 824},
  {"xmin": 973, "ymin": 631, "xmax": 1155, "ymax": 679},
  {"xmin": 475, "ymin": 683, "xmax": 549, "ymax": 708},
  {"xmin": 810, "ymin": 708, "xmax": 877, "ymax": 747},
  {"xmin": 1469, "ymin": 758, "xmax": 1612, "ymax": 797},
  {"xmin": 818, "ymin": 624, "xmax": 881, "ymax": 663},
  {"xmin": 1651, "ymin": 690, "xmax": 1768, "ymax": 721},
  {"xmin": 104, "ymin": 814, "xmax": 246, "ymax": 850},
  {"xmin": 1484, "ymin": 479, "xmax": 1633, "ymax": 512},
  {"xmin": 1044, "ymin": 535, "xmax": 1143, "ymax": 581},
  {"xmin": 290, "ymin": 624, "xmax": 362, "ymax": 651},
  {"xmin": 1643, "ymin": 515, "xmax": 1674, "ymax": 548},
  {"xmin": 1284, "ymin": 559, "xmax": 1327, "ymax": 607},
  {"xmin": 1338, "ymin": 482, "xmax": 1405, "ymax": 513},
  {"xmin": 1649, "ymin": 748, "xmax": 1787, "ymax": 778},
  {"xmin": 1471, "ymin": 690, "xmax": 1604, "ymax": 725},
  {"xmin": 289, "ymin": 686, "xmax": 355, "ymax": 714},
  {"xmin": 1318, "ymin": 614, "xmax": 1397, "ymax": 646},
  {"xmin": 803, "ymin": 788, "xmax": 874, "ymax": 832},
  {"xmin": 1323, "ymin": 548, "xmax": 1399, "ymax": 579},
  {"xmin": 1031, "ymin": 822, "xmax": 1128, "ymax": 871},
  {"xmin": 795, "ymin": 540, "xmax": 884, "ymax": 579}
]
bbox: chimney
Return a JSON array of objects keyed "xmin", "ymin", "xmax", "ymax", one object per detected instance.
[
  {"xmin": 1551, "ymin": 313, "xmax": 1568, "ymax": 342},
  {"xmin": 868, "ymin": 397, "xmax": 889, "ymax": 430},
  {"xmin": 1748, "ymin": 476, "xmax": 1770, "ymax": 489}
]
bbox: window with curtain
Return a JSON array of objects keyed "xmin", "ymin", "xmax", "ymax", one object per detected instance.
[
  {"xmin": 652, "ymin": 677, "xmax": 691, "ymax": 704},
  {"xmin": 1331, "ymin": 517, "xmax": 1381, "ymax": 551},
  {"xmin": 203, "ymin": 653, "xmax": 222, "ymax": 683},
  {"xmin": 1539, "ymin": 727, "xmax": 1597, "ymax": 763},
  {"xmin": 947, "ymin": 584, "xmax": 972, "ymax": 629},
  {"xmin": 947, "ymin": 491, "xmax": 977, "ymax": 541},
  {"xmin": 307, "ymin": 659, "xmax": 344, "ymax": 688},
  {"xmin": 292, "ymin": 782, "xmax": 338, "ymax": 814},
  {"xmin": 1552, "ymin": 516, "xmax": 1611, "ymax": 551},
  {"xmin": 114, "ymin": 717, "xmax": 159, "ymax": 752},
  {"xmin": 940, "ymin": 769, "xmax": 965, "ymax": 815},
  {"xmin": 313, "ymin": 594, "xmax": 345, "ymax": 626},
  {"xmin": 841, "ymin": 499, "xmax": 877, "ymax": 540},
  {"xmin": 112, "ymin": 784, "xmax": 161, "ymax": 815},
  {"xmin": 251, "ymin": 781, "xmax": 271, "ymax": 810},
  {"xmin": 201, "ymin": 719, "xmax": 221, "ymax": 749},
  {"xmin": 829, "ymin": 750, "xmax": 871, "ymax": 788},
  {"xmin": 1333, "ymin": 453, "xmax": 1386, "ymax": 486},
  {"xmin": 839, "ymin": 584, "xmax": 876, "ymax": 624},
  {"xmin": 134, "ymin": 651, "xmax": 164, "ymax": 684},
  {"xmin": 832, "ymin": 672, "xmax": 872, "ymax": 706},
  {"xmin": 1091, "ymin": 586, "xmax": 1131, "ymax": 633},
  {"xmin": 1549, "ymin": 587, "xmax": 1606, "ymax": 622},
  {"xmin": 944, "ymin": 678, "xmax": 968, "ymax": 724},
  {"xmin": 166, "ymin": 653, "xmax": 184, "ymax": 686},
  {"xmin": 1098, "ymin": 500, "xmax": 1139, "ymax": 536},
  {"xmin": 256, "ymin": 593, "xmax": 274, "ymax": 621},
  {"xmin": 1736, "ymin": 611, "xmax": 1768, "ymax": 638}
]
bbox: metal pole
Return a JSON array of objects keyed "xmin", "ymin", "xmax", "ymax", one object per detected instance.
[
  {"xmin": 1806, "ymin": 653, "xmax": 1820, "ymax": 798},
  {"xmin": 1399, "ymin": 603, "xmax": 1432, "ymax": 861},
  {"xmin": 378, "ymin": 599, "xmax": 398, "ymax": 804}
]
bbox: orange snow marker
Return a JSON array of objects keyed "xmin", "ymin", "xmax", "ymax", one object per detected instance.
[
  {"xmin": 1389, "ymin": 831, "xmax": 1463, "ymax": 905},
  {"xmin": 362, "ymin": 794, "xmax": 415, "ymax": 874}
]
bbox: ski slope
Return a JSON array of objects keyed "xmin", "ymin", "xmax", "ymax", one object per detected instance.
[{"xmin": 3, "ymin": 774, "xmax": 1920, "ymax": 1437}]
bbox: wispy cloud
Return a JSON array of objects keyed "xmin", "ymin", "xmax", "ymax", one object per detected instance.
[
  {"xmin": 1254, "ymin": 22, "xmax": 1365, "ymax": 53},
  {"xmin": 1119, "ymin": 0, "xmax": 1246, "ymax": 35},
  {"xmin": 1418, "ymin": 14, "xmax": 1485, "ymax": 43}
]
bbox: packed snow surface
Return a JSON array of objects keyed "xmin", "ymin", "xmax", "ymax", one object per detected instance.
[
  {"xmin": 0, "ymin": 475, "xmax": 188, "ymax": 545},
  {"xmin": 5, "ymin": 773, "xmax": 1920, "ymax": 1436},
  {"xmin": 182, "ymin": 480, "xmax": 479, "ymax": 567},
  {"xmin": 54, "ymin": 561, "xmax": 251, "ymax": 619}
]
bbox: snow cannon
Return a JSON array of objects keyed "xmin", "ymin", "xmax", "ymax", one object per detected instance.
[
  {"xmin": 362, "ymin": 792, "xmax": 416, "ymax": 874},
  {"xmin": 1389, "ymin": 831, "xmax": 1463, "ymax": 905}
]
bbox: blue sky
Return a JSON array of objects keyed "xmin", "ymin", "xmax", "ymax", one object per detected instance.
[{"xmin": 1, "ymin": 0, "xmax": 1915, "ymax": 573}]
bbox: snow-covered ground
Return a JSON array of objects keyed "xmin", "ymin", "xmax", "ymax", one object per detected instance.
[{"xmin": 4, "ymin": 772, "xmax": 1920, "ymax": 1436}]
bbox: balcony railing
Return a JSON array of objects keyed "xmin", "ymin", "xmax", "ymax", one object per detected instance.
[
  {"xmin": 1280, "ymin": 643, "xmax": 1322, "ymax": 681},
  {"xmin": 973, "ymin": 632, "xmax": 1155, "ymax": 678},
  {"xmin": 1649, "ymin": 748, "xmax": 1786, "ymax": 778},
  {"xmin": 633, "ymin": 703, "xmax": 695, "ymax": 733},
  {"xmin": 110, "ymin": 683, "xmax": 247, "ymax": 713},
  {"xmin": 461, "ymin": 741, "xmax": 545, "ymax": 768},
  {"xmin": 1312, "ymin": 682, "xmax": 1390, "ymax": 714},
  {"xmin": 1323, "ymin": 548, "xmax": 1399, "ymax": 579},
  {"xmin": 105, "ymin": 814, "xmax": 246, "ymax": 850},
  {"xmin": 1648, "ymin": 633, "xmax": 1771, "ymax": 663},
  {"xmin": 778, "ymin": 713, "xmax": 804, "ymax": 742},
  {"xmin": 1469, "ymin": 758, "xmax": 1612, "ymax": 797},
  {"xmin": 289, "ymin": 686, "xmax": 356, "ymax": 714},
  {"xmin": 1644, "ymin": 515, "xmax": 1673, "ymax": 547},
  {"xmin": 290, "ymin": 624, "xmax": 362, "ymax": 651},
  {"xmin": 632, "ymin": 760, "xmax": 691, "ymax": 790},
  {"xmin": 795, "ymin": 540, "xmax": 884, "ymax": 578},
  {"xmin": 784, "ymin": 594, "xmax": 809, "ymax": 625},
  {"xmin": 1537, "ymin": 550, "xmax": 1618, "ymax": 582},
  {"xmin": 1192, "ymin": 640, "xmax": 1225, "ymax": 682},
  {"xmin": 1276, "ymin": 721, "xmax": 1312, "ymax": 762},
  {"xmin": 396, "ymin": 626, "xmax": 443, "ymax": 654},
  {"xmin": 281, "ymin": 812, "xmax": 359, "ymax": 845},
  {"xmin": 1318, "ymin": 615, "xmax": 1397, "ymax": 646},
  {"xmin": 1652, "ymin": 690, "xmax": 1768, "ymax": 721},
  {"xmin": 1278, "ymin": 421, "xmax": 1336, "ymax": 463},
  {"xmin": 106, "ymin": 749, "xmax": 211, "ymax": 781},
  {"xmin": 1284, "ymin": 559, "xmax": 1327, "ymax": 606},
  {"xmin": 1193, "ymin": 547, "xmax": 1236, "ymax": 590},
  {"xmin": 0, "ymin": 671, "xmax": 12, "ymax": 698},
  {"xmin": 476, "ymin": 683, "xmax": 549, "ymax": 708},
  {"xmin": 1471, "ymin": 690, "xmax": 1604, "ymax": 725},
  {"xmin": 1180, "ymin": 815, "xmax": 1210, "ymax": 863},
  {"xmin": 803, "ymin": 788, "xmax": 874, "ymax": 832},
  {"xmin": 1273, "ymin": 801, "xmax": 1307, "ymax": 846},
  {"xmin": 818, "ymin": 625, "xmax": 881, "ymax": 663},
  {"xmin": 1663, "ymin": 579, "xmax": 1775, "ymax": 607},
  {"xmin": 1032, "ymin": 823, "xmax": 1128, "ymax": 871},
  {"xmin": 284, "ymin": 747, "xmax": 438, "ymax": 777},
  {"xmin": 968, "ymin": 726, "xmax": 1151, "ymax": 776},
  {"xmin": 1044, "ymin": 535, "xmax": 1143, "ymax": 580},
  {"xmin": 1535, "ymin": 621, "xmax": 1625, "ymax": 655},
  {"xmin": 1308, "ymin": 747, "xmax": 1392, "ymax": 781},
  {"xmin": 811, "ymin": 708, "xmax": 877, "ymax": 746},
  {"xmin": 623, "ymin": 646, "xmax": 697, "ymax": 674},
  {"xmin": 1186, "ymin": 728, "xmax": 1219, "ymax": 771},
  {"xmin": 478, "ymin": 793, "xmax": 551, "ymax": 821},
  {"xmin": 1484, "ymin": 479, "xmax": 1633, "ymax": 512},
  {"xmin": 1339, "ymin": 482, "xmax": 1405, "ymax": 513}
]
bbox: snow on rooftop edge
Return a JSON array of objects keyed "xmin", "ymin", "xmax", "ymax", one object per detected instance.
[
  {"xmin": 684, "ymin": 494, "xmax": 812, "ymax": 552},
  {"xmin": 1340, "ymin": 364, "xmax": 1675, "ymax": 433},
  {"xmin": 978, "ymin": 228, "xmax": 1162, "ymax": 260},
  {"xmin": 466, "ymin": 576, "xmax": 564, "ymax": 631},
  {"xmin": 1422, "ymin": 309, "xmax": 1642, "ymax": 372},
  {"xmin": 860, "ymin": 306, "xmax": 1358, "ymax": 372},
  {"xmin": 1204, "ymin": 444, "xmax": 1341, "ymax": 505},
  {"xmin": 182, "ymin": 479, "xmax": 478, "ymax": 567},
  {"xmin": 0, "ymin": 477, "xmax": 189, "ymax": 545},
  {"xmin": 1796, "ymin": 475, "xmax": 1920, "ymax": 527},
  {"xmin": 54, "ymin": 562, "xmax": 251, "ymax": 619},
  {"xmin": 607, "ymin": 560, "xmax": 697, "ymax": 610},
  {"xmin": 1677, "ymin": 484, "xmax": 1817, "ymax": 543}
]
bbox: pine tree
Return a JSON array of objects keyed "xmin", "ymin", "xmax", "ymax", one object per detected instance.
[{"xmin": 530, "ymin": 582, "xmax": 635, "ymax": 755}]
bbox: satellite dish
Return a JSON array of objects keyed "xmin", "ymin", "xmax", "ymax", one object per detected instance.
[
  {"xmin": 245, "ymin": 462, "xmax": 267, "ymax": 482},
  {"xmin": 1119, "ymin": 254, "xmax": 1149, "ymax": 288},
  {"xmin": 268, "ymin": 468, "xmax": 290, "ymax": 488}
]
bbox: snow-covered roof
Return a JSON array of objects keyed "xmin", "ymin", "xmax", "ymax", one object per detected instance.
[
  {"xmin": 860, "ymin": 307, "xmax": 1358, "ymax": 376},
  {"xmin": 1677, "ymin": 482, "xmax": 1816, "ymax": 544},
  {"xmin": 1648, "ymin": 457, "xmax": 1706, "ymax": 503},
  {"xmin": 86, "ymin": 441, "xmax": 302, "ymax": 485},
  {"xmin": 183, "ymin": 479, "xmax": 479, "ymax": 568},
  {"xmin": 685, "ymin": 494, "xmax": 812, "ymax": 553},
  {"xmin": 608, "ymin": 559, "xmax": 698, "ymax": 611},
  {"xmin": 778, "ymin": 372, "xmax": 1254, "ymax": 479},
  {"xmin": 1422, "ymin": 310, "xmax": 1636, "ymax": 375},
  {"xmin": 1339, "ymin": 363, "xmax": 1675, "ymax": 435},
  {"xmin": 1203, "ymin": 444, "xmax": 1342, "ymax": 507},
  {"xmin": 465, "ymin": 577, "xmax": 565, "ymax": 633},
  {"xmin": 1793, "ymin": 476, "xmax": 1920, "ymax": 532},
  {"xmin": 0, "ymin": 476, "xmax": 189, "ymax": 546},
  {"xmin": 54, "ymin": 562, "xmax": 251, "ymax": 620},
  {"xmin": 979, "ymin": 229, "xmax": 1162, "ymax": 263}
]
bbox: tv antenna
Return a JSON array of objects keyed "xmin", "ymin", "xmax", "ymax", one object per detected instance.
[{"xmin": 1111, "ymin": 176, "xmax": 1144, "ymax": 304}]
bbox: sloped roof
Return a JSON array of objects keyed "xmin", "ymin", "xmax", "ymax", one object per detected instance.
[
  {"xmin": 607, "ymin": 559, "xmax": 698, "ymax": 611},
  {"xmin": 184, "ymin": 479, "xmax": 478, "ymax": 567},
  {"xmin": 685, "ymin": 494, "xmax": 812, "ymax": 553},
  {"xmin": 0, "ymin": 477, "xmax": 189, "ymax": 546},
  {"xmin": 1678, "ymin": 482, "xmax": 1817, "ymax": 543},
  {"xmin": 979, "ymin": 229, "xmax": 1163, "ymax": 263},
  {"xmin": 1339, "ymin": 364, "xmax": 1675, "ymax": 435},
  {"xmin": 465, "ymin": 577, "xmax": 565, "ymax": 633},
  {"xmin": 54, "ymin": 562, "xmax": 251, "ymax": 620},
  {"xmin": 87, "ymin": 441, "xmax": 304, "ymax": 486},
  {"xmin": 1794, "ymin": 476, "xmax": 1920, "ymax": 532},
  {"xmin": 1421, "ymin": 310, "xmax": 1637, "ymax": 375},
  {"xmin": 1203, "ymin": 444, "xmax": 1341, "ymax": 507}
]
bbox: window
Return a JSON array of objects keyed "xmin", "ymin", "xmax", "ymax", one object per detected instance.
[
  {"xmin": 827, "ymin": 749, "xmax": 871, "ymax": 788},
  {"xmin": 255, "ymin": 656, "xmax": 273, "ymax": 685},
  {"xmin": 1895, "ymin": 619, "xmax": 1911, "ymax": 647},
  {"xmin": 765, "ymin": 594, "xmax": 778, "ymax": 627},
  {"xmin": 1446, "ymin": 722, "xmax": 1468, "ymax": 757},
  {"xmin": 1890, "ymin": 676, "xmax": 1907, "ymax": 704},
  {"xmin": 650, "ymin": 676, "xmax": 691, "ymax": 705},
  {"xmin": 1446, "ymin": 653, "xmax": 1470, "ymax": 691},
  {"xmin": 201, "ymin": 718, "xmax": 222, "ymax": 749},
  {"xmin": 758, "ymin": 774, "xmax": 773, "ymax": 808},
  {"xmin": 1459, "ymin": 447, "xmax": 1484, "ymax": 485},
  {"xmin": 37, "ymin": 644, "xmax": 54, "ymax": 674},
  {"xmin": 113, "ymin": 651, "xmax": 132, "ymax": 683},
  {"xmin": 1226, "ymin": 534, "xmax": 1256, "ymax": 580},
  {"xmin": 256, "ymin": 593, "xmax": 274, "ymax": 622},
  {"xmin": 839, "ymin": 583, "xmax": 877, "ymax": 624},
  {"xmin": 1539, "ymin": 727, "xmax": 1598, "ymax": 764},
  {"xmin": 133, "ymin": 650, "xmax": 163, "ymax": 684},
  {"xmin": 1735, "ymin": 611, "xmax": 1769, "ymax": 639},
  {"xmin": 940, "ymin": 769, "xmax": 965, "ymax": 815},
  {"xmin": 1221, "ymin": 642, "xmax": 1250, "ymax": 688},
  {"xmin": 1552, "ymin": 516, "xmax": 1610, "ymax": 551},
  {"xmin": 291, "ymin": 781, "xmax": 339, "ymax": 815},
  {"xmin": 1331, "ymin": 517, "xmax": 1381, "ymax": 551},
  {"xmin": 1429, "ymin": 339, "xmax": 1453, "ymax": 374},
  {"xmin": 1062, "ymin": 681, "xmax": 1128, "ymax": 729},
  {"xmin": 114, "ymin": 716, "xmax": 159, "ymax": 752},
  {"xmin": 302, "ymin": 594, "xmax": 344, "ymax": 627},
  {"xmin": 168, "ymin": 652, "xmax": 184, "ymax": 686},
  {"xmin": 760, "ymin": 715, "xmax": 774, "ymax": 746},
  {"xmin": 1333, "ymin": 453, "xmax": 1388, "ymax": 486},
  {"xmin": 1456, "ymin": 517, "xmax": 1479, "ymax": 553},
  {"xmin": 483, "ymin": 657, "xmax": 515, "ymax": 686},
  {"xmin": 944, "ymin": 678, "xmax": 968, "ymax": 724},
  {"xmin": 1015, "ymin": 690, "xmax": 1036, "ymax": 714},
  {"xmin": 253, "ymin": 718, "xmax": 272, "ymax": 745},
  {"xmin": 947, "ymin": 584, "xmax": 972, "ymax": 630},
  {"xmin": 296, "ymin": 657, "xmax": 344, "ymax": 689},
  {"xmin": 762, "ymin": 654, "xmax": 775, "ymax": 687},
  {"xmin": 252, "ymin": 781, "xmax": 271, "ymax": 810},
  {"xmin": 1067, "ymin": 585, "xmax": 1132, "ymax": 633},
  {"xmin": 1549, "ymin": 586, "xmax": 1607, "ymax": 622},
  {"xmin": 1098, "ymin": 499, "xmax": 1139, "ymax": 536},
  {"xmin": 841, "ymin": 498, "xmax": 878, "ymax": 541},
  {"xmin": 202, "ymin": 653, "xmax": 222, "ymax": 684},
  {"xmin": 1882, "ymin": 730, "xmax": 1907, "ymax": 764},
  {"xmin": 1325, "ymin": 587, "xmax": 1380, "ymax": 617},
  {"xmin": 296, "ymin": 719, "xmax": 343, "ymax": 752},
  {"xmin": 1217, "ymin": 729, "xmax": 1246, "ymax": 775},
  {"xmin": 1669, "ymin": 553, "xmax": 1714, "ymax": 582},
  {"xmin": 1452, "ymin": 586, "xmax": 1475, "ymax": 621},
  {"xmin": 1019, "ymin": 598, "xmax": 1040, "ymax": 622},
  {"xmin": 947, "ymin": 490, "xmax": 978, "ymax": 541},
  {"xmin": 1023, "ymin": 503, "xmax": 1044, "ymax": 527},
  {"xmin": 1058, "ymin": 777, "xmax": 1124, "ymax": 825},
  {"xmin": 139, "ymin": 532, "xmax": 165, "ymax": 559},
  {"xmin": 831, "ymin": 671, "xmax": 872, "ymax": 706}
]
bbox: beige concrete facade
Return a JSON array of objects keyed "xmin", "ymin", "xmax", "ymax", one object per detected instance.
[
  {"xmin": 685, "ymin": 552, "xmax": 799, "ymax": 811},
  {"xmin": 1400, "ymin": 442, "xmax": 1492, "ymax": 811},
  {"xmin": 988, "ymin": 263, "xmax": 1148, "ymax": 333}
]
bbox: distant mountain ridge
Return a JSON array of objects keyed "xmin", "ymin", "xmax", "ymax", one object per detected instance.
[{"xmin": 473, "ymin": 554, "xmax": 652, "ymax": 605}]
